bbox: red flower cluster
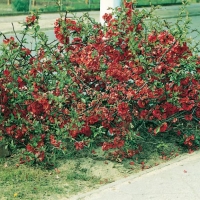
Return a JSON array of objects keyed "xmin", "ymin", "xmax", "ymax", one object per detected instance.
[
  {"xmin": 54, "ymin": 18, "xmax": 81, "ymax": 44},
  {"xmin": 184, "ymin": 135, "xmax": 195, "ymax": 149},
  {"xmin": 102, "ymin": 137, "xmax": 125, "ymax": 151},
  {"xmin": 50, "ymin": 135, "xmax": 61, "ymax": 148},
  {"xmin": 26, "ymin": 15, "xmax": 37, "ymax": 26},
  {"xmin": 3, "ymin": 36, "xmax": 15, "ymax": 45},
  {"xmin": 27, "ymin": 98, "xmax": 50, "ymax": 116},
  {"xmin": 117, "ymin": 102, "xmax": 129, "ymax": 117},
  {"xmin": 1, "ymin": 1, "xmax": 200, "ymax": 165},
  {"xmin": 102, "ymin": 13, "xmax": 113, "ymax": 23},
  {"xmin": 50, "ymin": 1, "xmax": 200, "ymax": 158},
  {"xmin": 74, "ymin": 141, "xmax": 85, "ymax": 150}
]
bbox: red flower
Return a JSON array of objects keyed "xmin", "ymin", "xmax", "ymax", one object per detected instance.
[
  {"xmin": 54, "ymin": 19, "xmax": 69, "ymax": 44},
  {"xmin": 87, "ymin": 115, "xmax": 99, "ymax": 125},
  {"xmin": 1, "ymin": 92, "xmax": 8, "ymax": 104},
  {"xmin": 28, "ymin": 101, "xmax": 43, "ymax": 115},
  {"xmin": 37, "ymin": 140, "xmax": 44, "ymax": 148},
  {"xmin": 27, "ymin": 98, "xmax": 50, "ymax": 116},
  {"xmin": 54, "ymin": 18, "xmax": 81, "ymax": 44},
  {"xmin": 70, "ymin": 129, "xmax": 79, "ymax": 138},
  {"xmin": 180, "ymin": 77, "xmax": 190, "ymax": 86},
  {"xmin": 26, "ymin": 144, "xmax": 35, "ymax": 153},
  {"xmin": 153, "ymin": 88, "xmax": 164, "ymax": 97},
  {"xmin": 127, "ymin": 149, "xmax": 136, "ymax": 158},
  {"xmin": 139, "ymin": 110, "xmax": 149, "ymax": 119},
  {"xmin": 3, "ymin": 69, "xmax": 10, "ymax": 77},
  {"xmin": 6, "ymin": 125, "xmax": 16, "ymax": 135},
  {"xmin": 148, "ymin": 32, "xmax": 157, "ymax": 43},
  {"xmin": 132, "ymin": 66, "xmax": 144, "ymax": 75},
  {"xmin": 154, "ymin": 122, "xmax": 168, "ymax": 134},
  {"xmin": 102, "ymin": 142, "xmax": 113, "ymax": 151},
  {"xmin": 74, "ymin": 141, "xmax": 85, "ymax": 150},
  {"xmin": 162, "ymin": 102, "xmax": 179, "ymax": 117},
  {"xmin": 50, "ymin": 135, "xmax": 61, "ymax": 148},
  {"xmin": 38, "ymin": 151, "xmax": 45, "ymax": 162},
  {"xmin": 152, "ymin": 109, "xmax": 161, "ymax": 120},
  {"xmin": 195, "ymin": 108, "xmax": 200, "ymax": 118},
  {"xmin": 181, "ymin": 102, "xmax": 195, "ymax": 111},
  {"xmin": 15, "ymin": 129, "xmax": 25, "ymax": 140},
  {"xmin": 184, "ymin": 135, "xmax": 195, "ymax": 147},
  {"xmin": 26, "ymin": 15, "xmax": 37, "ymax": 25},
  {"xmin": 80, "ymin": 125, "xmax": 92, "ymax": 137},
  {"xmin": 117, "ymin": 102, "xmax": 129, "ymax": 117},
  {"xmin": 184, "ymin": 114, "xmax": 193, "ymax": 121},
  {"xmin": 21, "ymin": 48, "xmax": 31, "ymax": 56},
  {"xmin": 179, "ymin": 97, "xmax": 195, "ymax": 111},
  {"xmin": 177, "ymin": 130, "xmax": 181, "ymax": 136},
  {"xmin": 124, "ymin": 1, "xmax": 133, "ymax": 9},
  {"xmin": 3, "ymin": 36, "xmax": 14, "ymax": 45},
  {"xmin": 157, "ymin": 31, "xmax": 174, "ymax": 45},
  {"xmin": 113, "ymin": 136, "xmax": 125, "ymax": 148},
  {"xmin": 38, "ymin": 98, "xmax": 50, "ymax": 112},
  {"xmin": 102, "ymin": 13, "xmax": 112, "ymax": 22},
  {"xmin": 136, "ymin": 23, "xmax": 143, "ymax": 32},
  {"xmin": 137, "ymin": 100, "xmax": 146, "ymax": 108},
  {"xmin": 160, "ymin": 122, "xmax": 168, "ymax": 132},
  {"xmin": 17, "ymin": 77, "xmax": 26, "ymax": 88}
]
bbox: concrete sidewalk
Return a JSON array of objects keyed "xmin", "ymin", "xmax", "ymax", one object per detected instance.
[
  {"xmin": 0, "ymin": 3, "xmax": 200, "ymax": 34},
  {"xmin": 70, "ymin": 151, "xmax": 200, "ymax": 200}
]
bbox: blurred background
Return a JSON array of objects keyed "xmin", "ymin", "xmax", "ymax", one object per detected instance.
[{"xmin": 0, "ymin": 0, "xmax": 199, "ymax": 15}]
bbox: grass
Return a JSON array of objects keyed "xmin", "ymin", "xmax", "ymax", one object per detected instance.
[
  {"xmin": 0, "ymin": 136, "xmax": 187, "ymax": 200},
  {"xmin": 0, "ymin": 155, "xmax": 101, "ymax": 199}
]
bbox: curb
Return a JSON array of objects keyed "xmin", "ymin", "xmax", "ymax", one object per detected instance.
[{"xmin": 69, "ymin": 150, "xmax": 200, "ymax": 200}]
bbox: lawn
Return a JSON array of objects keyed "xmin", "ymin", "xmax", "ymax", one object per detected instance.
[{"xmin": 0, "ymin": 140, "xmax": 186, "ymax": 199}]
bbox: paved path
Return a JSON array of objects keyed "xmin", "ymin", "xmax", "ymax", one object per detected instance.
[
  {"xmin": 0, "ymin": 11, "xmax": 100, "ymax": 34},
  {"xmin": 70, "ymin": 151, "xmax": 200, "ymax": 200}
]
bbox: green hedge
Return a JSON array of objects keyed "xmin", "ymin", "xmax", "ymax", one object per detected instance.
[{"xmin": 12, "ymin": 0, "xmax": 29, "ymax": 12}]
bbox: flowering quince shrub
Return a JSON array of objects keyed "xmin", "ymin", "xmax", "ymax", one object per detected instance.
[{"xmin": 0, "ymin": 1, "xmax": 200, "ymax": 166}]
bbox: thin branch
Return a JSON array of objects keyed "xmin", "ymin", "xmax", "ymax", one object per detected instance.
[{"xmin": 11, "ymin": 22, "xmax": 26, "ymax": 49}]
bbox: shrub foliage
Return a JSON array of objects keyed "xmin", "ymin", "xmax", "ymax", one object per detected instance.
[
  {"xmin": 0, "ymin": 1, "xmax": 200, "ymax": 166},
  {"xmin": 12, "ymin": 0, "xmax": 29, "ymax": 12}
]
